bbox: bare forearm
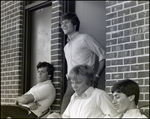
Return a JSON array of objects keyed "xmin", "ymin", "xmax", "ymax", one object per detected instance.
[
  {"xmin": 96, "ymin": 59, "xmax": 105, "ymax": 76},
  {"xmin": 16, "ymin": 94, "xmax": 34, "ymax": 104}
]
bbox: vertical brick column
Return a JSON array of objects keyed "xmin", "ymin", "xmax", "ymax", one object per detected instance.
[
  {"xmin": 105, "ymin": 1, "xmax": 149, "ymax": 116},
  {"xmin": 1, "ymin": 1, "xmax": 23, "ymax": 105},
  {"xmin": 51, "ymin": 0, "xmax": 63, "ymax": 113}
]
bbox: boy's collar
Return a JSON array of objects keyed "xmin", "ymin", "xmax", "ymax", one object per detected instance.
[{"xmin": 67, "ymin": 32, "xmax": 79, "ymax": 42}]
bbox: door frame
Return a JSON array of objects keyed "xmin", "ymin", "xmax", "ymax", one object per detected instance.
[
  {"xmin": 22, "ymin": 1, "xmax": 52, "ymax": 94},
  {"xmin": 61, "ymin": 1, "xmax": 75, "ymax": 95},
  {"xmin": 22, "ymin": 1, "xmax": 76, "ymax": 95}
]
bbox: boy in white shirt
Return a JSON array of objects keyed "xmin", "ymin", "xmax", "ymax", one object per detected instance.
[
  {"xmin": 16, "ymin": 62, "xmax": 56, "ymax": 117},
  {"xmin": 110, "ymin": 79, "xmax": 147, "ymax": 118},
  {"xmin": 47, "ymin": 65, "xmax": 118, "ymax": 118}
]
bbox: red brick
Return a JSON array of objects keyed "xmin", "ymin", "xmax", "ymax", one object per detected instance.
[
  {"xmin": 107, "ymin": 26, "xmax": 117, "ymax": 32},
  {"xmin": 138, "ymin": 1, "xmax": 148, "ymax": 5},
  {"xmin": 118, "ymin": 51, "xmax": 130, "ymax": 57},
  {"xmin": 138, "ymin": 71, "xmax": 149, "ymax": 78},
  {"xmin": 131, "ymin": 5, "xmax": 144, "ymax": 13},
  {"xmin": 138, "ymin": 40, "xmax": 149, "ymax": 48},
  {"xmin": 145, "ymin": 63, "xmax": 149, "ymax": 70},
  {"xmin": 51, "ymin": 55, "xmax": 62, "ymax": 60},
  {"xmin": 118, "ymin": 66, "xmax": 130, "ymax": 72},
  {"xmin": 139, "ymin": 93, "xmax": 144, "ymax": 100},
  {"xmin": 125, "ymin": 72, "xmax": 137, "ymax": 78},
  {"xmin": 107, "ymin": 13, "xmax": 117, "ymax": 20},
  {"xmin": 140, "ymin": 86, "xmax": 149, "ymax": 93},
  {"xmin": 106, "ymin": 60, "xmax": 111, "ymax": 66},
  {"xmin": 124, "ymin": 57, "xmax": 136, "ymax": 64},
  {"xmin": 106, "ymin": 80, "xmax": 117, "ymax": 86},
  {"xmin": 112, "ymin": 4, "xmax": 123, "ymax": 12},
  {"xmin": 124, "ymin": 1, "xmax": 137, "ymax": 8},
  {"xmin": 112, "ymin": 17, "xmax": 123, "ymax": 25},
  {"xmin": 112, "ymin": 31, "xmax": 123, "ymax": 38},
  {"xmin": 106, "ymin": 67, "xmax": 117, "ymax": 72},
  {"xmin": 145, "ymin": 33, "xmax": 149, "ymax": 39},
  {"xmin": 106, "ymin": 52, "xmax": 117, "ymax": 59},
  {"xmin": 145, "ymin": 94, "xmax": 149, "ymax": 100},
  {"xmin": 145, "ymin": 3, "xmax": 149, "ymax": 9},
  {"xmin": 118, "ymin": 8, "xmax": 130, "ymax": 16},
  {"xmin": 144, "ymin": 79, "xmax": 149, "ymax": 85},
  {"xmin": 124, "ymin": 28, "xmax": 137, "ymax": 36},
  {"xmin": 138, "ymin": 56, "xmax": 149, "ymax": 63},
  {"xmin": 112, "ymin": 59, "xmax": 123, "ymax": 65},
  {"xmin": 51, "ymin": 44, "xmax": 62, "ymax": 50},
  {"xmin": 131, "ymin": 64, "xmax": 144, "ymax": 71},
  {"xmin": 131, "ymin": 49, "xmax": 144, "ymax": 56},
  {"xmin": 145, "ymin": 48, "xmax": 149, "ymax": 54},
  {"xmin": 131, "ymin": 19, "xmax": 144, "ymax": 28},
  {"xmin": 118, "ymin": 37, "xmax": 130, "ymax": 44},
  {"xmin": 106, "ymin": 74, "xmax": 110, "ymax": 80},
  {"xmin": 131, "ymin": 34, "xmax": 144, "ymax": 41},
  {"xmin": 118, "ymin": 22, "xmax": 130, "ymax": 30},
  {"xmin": 138, "ymin": 10, "xmax": 149, "ymax": 18},
  {"xmin": 106, "ymin": 47, "xmax": 111, "ymax": 52},
  {"xmin": 112, "ymin": 73, "xmax": 123, "ymax": 79}
]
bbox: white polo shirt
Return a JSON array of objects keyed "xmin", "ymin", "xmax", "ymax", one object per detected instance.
[
  {"xmin": 122, "ymin": 109, "xmax": 147, "ymax": 118},
  {"xmin": 64, "ymin": 32, "xmax": 105, "ymax": 76},
  {"xmin": 62, "ymin": 87, "xmax": 118, "ymax": 118},
  {"xmin": 25, "ymin": 80, "xmax": 56, "ymax": 116}
]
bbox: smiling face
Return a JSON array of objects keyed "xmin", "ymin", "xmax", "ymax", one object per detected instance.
[
  {"xmin": 71, "ymin": 75, "xmax": 89, "ymax": 96},
  {"xmin": 112, "ymin": 92, "xmax": 131, "ymax": 114},
  {"xmin": 37, "ymin": 67, "xmax": 50, "ymax": 82},
  {"xmin": 60, "ymin": 19, "xmax": 76, "ymax": 35}
]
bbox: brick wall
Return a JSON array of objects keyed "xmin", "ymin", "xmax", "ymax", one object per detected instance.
[
  {"xmin": 50, "ymin": 0, "xmax": 63, "ymax": 113},
  {"xmin": 105, "ymin": 1, "xmax": 149, "ymax": 117},
  {"xmin": 1, "ymin": 1, "xmax": 23, "ymax": 105},
  {"xmin": 1, "ymin": 0, "xmax": 64, "ymax": 113}
]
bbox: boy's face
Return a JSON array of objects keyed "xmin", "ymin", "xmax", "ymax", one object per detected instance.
[
  {"xmin": 37, "ymin": 67, "xmax": 50, "ymax": 82},
  {"xmin": 70, "ymin": 76, "xmax": 89, "ymax": 96},
  {"xmin": 61, "ymin": 19, "xmax": 76, "ymax": 35},
  {"xmin": 112, "ymin": 92, "xmax": 130, "ymax": 114}
]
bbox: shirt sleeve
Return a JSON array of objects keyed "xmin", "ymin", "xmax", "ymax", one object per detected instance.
[
  {"xmin": 29, "ymin": 83, "xmax": 55, "ymax": 102},
  {"xmin": 62, "ymin": 96, "xmax": 74, "ymax": 118},
  {"xmin": 98, "ymin": 91, "xmax": 118, "ymax": 116},
  {"xmin": 83, "ymin": 34, "xmax": 106, "ymax": 61}
]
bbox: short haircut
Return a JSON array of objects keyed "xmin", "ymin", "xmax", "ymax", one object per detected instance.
[
  {"xmin": 60, "ymin": 12, "xmax": 80, "ymax": 31},
  {"xmin": 68, "ymin": 65, "xmax": 94, "ymax": 86},
  {"xmin": 36, "ymin": 62, "xmax": 54, "ymax": 80},
  {"xmin": 111, "ymin": 79, "xmax": 139, "ymax": 105}
]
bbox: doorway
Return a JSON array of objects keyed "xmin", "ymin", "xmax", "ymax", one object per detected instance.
[
  {"xmin": 23, "ymin": 1, "xmax": 52, "ymax": 93},
  {"xmin": 30, "ymin": 6, "xmax": 52, "ymax": 86},
  {"xmin": 75, "ymin": 1, "xmax": 106, "ymax": 90}
]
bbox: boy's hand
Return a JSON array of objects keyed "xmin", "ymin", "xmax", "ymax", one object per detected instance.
[{"xmin": 28, "ymin": 102, "xmax": 41, "ymax": 110}]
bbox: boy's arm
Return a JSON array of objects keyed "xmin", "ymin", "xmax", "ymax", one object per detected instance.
[{"xmin": 16, "ymin": 94, "xmax": 34, "ymax": 104}]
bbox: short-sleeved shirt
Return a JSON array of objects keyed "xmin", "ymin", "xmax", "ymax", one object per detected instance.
[
  {"xmin": 122, "ymin": 109, "xmax": 147, "ymax": 118},
  {"xmin": 64, "ymin": 32, "xmax": 105, "ymax": 76},
  {"xmin": 25, "ymin": 80, "xmax": 56, "ymax": 116},
  {"xmin": 62, "ymin": 87, "xmax": 118, "ymax": 118}
]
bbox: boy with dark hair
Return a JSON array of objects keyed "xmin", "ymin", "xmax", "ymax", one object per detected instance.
[
  {"xmin": 60, "ymin": 12, "xmax": 106, "ymax": 114},
  {"xmin": 15, "ymin": 62, "xmax": 56, "ymax": 117},
  {"xmin": 37, "ymin": 62, "xmax": 54, "ymax": 80},
  {"xmin": 111, "ymin": 79, "xmax": 147, "ymax": 118}
]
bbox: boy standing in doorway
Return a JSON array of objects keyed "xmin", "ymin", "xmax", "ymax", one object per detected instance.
[{"xmin": 60, "ymin": 12, "xmax": 106, "ymax": 113}]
